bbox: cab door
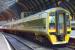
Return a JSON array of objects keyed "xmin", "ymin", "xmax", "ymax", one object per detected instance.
[{"xmin": 56, "ymin": 11, "xmax": 66, "ymax": 41}]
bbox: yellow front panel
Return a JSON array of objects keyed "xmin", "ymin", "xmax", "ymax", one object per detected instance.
[
  {"xmin": 48, "ymin": 29, "xmax": 56, "ymax": 32},
  {"xmin": 67, "ymin": 29, "xmax": 71, "ymax": 31},
  {"xmin": 65, "ymin": 34, "xmax": 70, "ymax": 43},
  {"xmin": 48, "ymin": 34, "xmax": 57, "ymax": 44},
  {"xmin": 65, "ymin": 28, "xmax": 71, "ymax": 42}
]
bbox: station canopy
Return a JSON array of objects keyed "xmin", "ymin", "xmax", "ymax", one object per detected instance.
[{"xmin": 0, "ymin": 0, "xmax": 75, "ymax": 20}]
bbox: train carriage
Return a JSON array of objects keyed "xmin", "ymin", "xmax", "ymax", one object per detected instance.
[{"xmin": 2, "ymin": 7, "xmax": 71, "ymax": 45}]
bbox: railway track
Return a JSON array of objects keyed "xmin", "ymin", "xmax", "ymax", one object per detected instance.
[
  {"xmin": 3, "ymin": 32, "xmax": 74, "ymax": 50},
  {"xmin": 3, "ymin": 33, "xmax": 33, "ymax": 50}
]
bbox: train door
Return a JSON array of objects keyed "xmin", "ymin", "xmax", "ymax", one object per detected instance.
[{"xmin": 56, "ymin": 11, "xmax": 66, "ymax": 41}]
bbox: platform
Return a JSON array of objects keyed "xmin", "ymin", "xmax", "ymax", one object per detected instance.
[
  {"xmin": 0, "ymin": 32, "xmax": 12, "ymax": 50},
  {"xmin": 70, "ymin": 30, "xmax": 75, "ymax": 38}
]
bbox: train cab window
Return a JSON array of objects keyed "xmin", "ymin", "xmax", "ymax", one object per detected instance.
[
  {"xmin": 66, "ymin": 13, "xmax": 70, "ymax": 28},
  {"xmin": 49, "ymin": 12, "xmax": 55, "ymax": 29},
  {"xmin": 50, "ymin": 16, "xmax": 55, "ymax": 23}
]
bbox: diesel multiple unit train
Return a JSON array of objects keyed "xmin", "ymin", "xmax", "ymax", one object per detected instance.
[{"xmin": 1, "ymin": 7, "xmax": 71, "ymax": 45}]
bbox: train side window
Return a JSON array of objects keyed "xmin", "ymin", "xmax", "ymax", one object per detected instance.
[{"xmin": 41, "ymin": 12, "xmax": 48, "ymax": 28}]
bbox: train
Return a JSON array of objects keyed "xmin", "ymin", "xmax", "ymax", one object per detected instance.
[{"xmin": 1, "ymin": 7, "xmax": 72, "ymax": 45}]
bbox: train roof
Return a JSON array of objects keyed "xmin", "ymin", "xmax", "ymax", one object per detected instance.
[{"xmin": 44, "ymin": 7, "xmax": 70, "ymax": 13}]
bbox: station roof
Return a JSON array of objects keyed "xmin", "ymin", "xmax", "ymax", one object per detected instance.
[{"xmin": 0, "ymin": 0, "xmax": 75, "ymax": 20}]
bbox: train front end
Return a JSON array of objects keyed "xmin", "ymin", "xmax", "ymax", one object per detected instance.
[{"xmin": 47, "ymin": 8, "xmax": 71, "ymax": 44}]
